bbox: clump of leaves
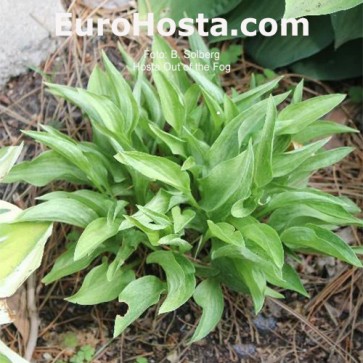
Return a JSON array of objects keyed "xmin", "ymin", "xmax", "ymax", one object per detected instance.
[{"xmin": 2, "ymin": 36, "xmax": 362, "ymax": 343}]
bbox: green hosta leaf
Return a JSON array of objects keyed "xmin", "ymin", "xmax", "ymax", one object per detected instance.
[
  {"xmin": 269, "ymin": 203, "xmax": 362, "ymax": 231},
  {"xmin": 260, "ymin": 189, "xmax": 360, "ymax": 216},
  {"xmin": 254, "ymin": 96, "xmax": 277, "ymax": 187},
  {"xmin": 152, "ymin": 36, "xmax": 190, "ymax": 92},
  {"xmin": 171, "ymin": 206, "xmax": 196, "ymax": 234},
  {"xmin": 276, "ymin": 94, "xmax": 346, "ymax": 135},
  {"xmin": 17, "ymin": 199, "xmax": 99, "ymax": 228},
  {"xmin": 147, "ymin": 251, "xmax": 196, "ymax": 314},
  {"xmin": 42, "ymin": 242, "xmax": 97, "ymax": 284},
  {"xmin": 87, "ymin": 64, "xmax": 112, "ymax": 96},
  {"xmin": 22, "ymin": 127, "xmax": 110, "ymax": 192},
  {"xmin": 37, "ymin": 190, "xmax": 125, "ymax": 218},
  {"xmin": 74, "ymin": 218, "xmax": 120, "ymax": 260},
  {"xmin": 46, "ymin": 84, "xmax": 131, "ymax": 149},
  {"xmin": 240, "ymin": 223, "xmax": 284, "ymax": 268},
  {"xmin": 331, "ymin": 5, "xmax": 363, "ymax": 48},
  {"xmin": 233, "ymin": 77, "xmax": 282, "ymax": 110},
  {"xmin": 185, "ymin": 66, "xmax": 224, "ymax": 104},
  {"xmin": 3, "ymin": 151, "xmax": 89, "ymax": 186},
  {"xmin": 273, "ymin": 138, "xmax": 329, "ymax": 178},
  {"xmin": 153, "ymin": 71, "xmax": 186, "ymax": 134},
  {"xmin": 137, "ymin": 205, "xmax": 171, "ymax": 227},
  {"xmin": 115, "ymin": 151, "xmax": 192, "ymax": 196},
  {"xmin": 266, "ymin": 264, "xmax": 309, "ymax": 297},
  {"xmin": 281, "ymin": 224, "xmax": 362, "ymax": 267},
  {"xmin": 284, "ymin": 0, "xmax": 362, "ymax": 18},
  {"xmin": 124, "ymin": 216, "xmax": 161, "ymax": 246},
  {"xmin": 119, "ymin": 190, "xmax": 173, "ymax": 231},
  {"xmin": 158, "ymin": 234, "xmax": 193, "ymax": 253},
  {"xmin": 0, "ymin": 144, "xmax": 23, "ymax": 181},
  {"xmin": 200, "ymin": 142, "xmax": 254, "ymax": 215},
  {"xmin": 298, "ymin": 147, "xmax": 354, "ymax": 172},
  {"xmin": 207, "ymin": 221, "xmax": 245, "ymax": 247},
  {"xmin": 149, "ymin": 124, "xmax": 187, "ymax": 157},
  {"xmin": 66, "ymin": 261, "xmax": 134, "ymax": 305},
  {"xmin": 0, "ymin": 221, "xmax": 52, "ymax": 298},
  {"xmin": 293, "ymin": 120, "xmax": 358, "ymax": 143},
  {"xmin": 190, "ymin": 279, "xmax": 224, "ymax": 343},
  {"xmin": 102, "ymin": 52, "xmax": 139, "ymax": 132},
  {"xmin": 209, "ymin": 93, "xmax": 289, "ymax": 168},
  {"xmin": 114, "ymin": 276, "xmax": 165, "ymax": 337},
  {"xmin": 107, "ymin": 230, "xmax": 144, "ymax": 281}
]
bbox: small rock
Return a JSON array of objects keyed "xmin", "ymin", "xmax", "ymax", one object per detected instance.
[
  {"xmin": 0, "ymin": 0, "xmax": 64, "ymax": 88},
  {"xmin": 233, "ymin": 343, "xmax": 256, "ymax": 358},
  {"xmin": 83, "ymin": 0, "xmax": 130, "ymax": 9},
  {"xmin": 253, "ymin": 314, "xmax": 277, "ymax": 332}
]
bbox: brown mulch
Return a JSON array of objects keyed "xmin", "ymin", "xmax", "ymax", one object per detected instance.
[{"xmin": 1, "ymin": 1, "xmax": 362, "ymax": 362}]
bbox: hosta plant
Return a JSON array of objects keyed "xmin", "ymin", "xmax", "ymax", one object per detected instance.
[{"xmin": 1, "ymin": 36, "xmax": 362, "ymax": 343}]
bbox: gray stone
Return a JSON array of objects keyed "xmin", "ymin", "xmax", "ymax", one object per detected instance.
[
  {"xmin": 83, "ymin": 0, "xmax": 130, "ymax": 10},
  {"xmin": 0, "ymin": 0, "xmax": 64, "ymax": 88}
]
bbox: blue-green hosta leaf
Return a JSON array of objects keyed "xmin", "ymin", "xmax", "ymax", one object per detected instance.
[
  {"xmin": 200, "ymin": 142, "xmax": 254, "ymax": 214},
  {"xmin": 207, "ymin": 221, "xmax": 245, "ymax": 247},
  {"xmin": 276, "ymin": 94, "xmax": 346, "ymax": 135},
  {"xmin": 149, "ymin": 124, "xmax": 187, "ymax": 157},
  {"xmin": 42, "ymin": 242, "xmax": 97, "ymax": 285},
  {"xmin": 272, "ymin": 138, "xmax": 329, "ymax": 178},
  {"xmin": 153, "ymin": 71, "xmax": 186, "ymax": 134},
  {"xmin": 115, "ymin": 151, "xmax": 192, "ymax": 196},
  {"xmin": 102, "ymin": 52, "xmax": 139, "ymax": 133},
  {"xmin": 17, "ymin": 199, "xmax": 99, "ymax": 228},
  {"xmin": 74, "ymin": 218, "xmax": 121, "ymax": 260},
  {"xmin": 281, "ymin": 224, "xmax": 362, "ymax": 267},
  {"xmin": 246, "ymin": 16, "xmax": 334, "ymax": 70},
  {"xmin": 0, "ymin": 221, "xmax": 52, "ymax": 298},
  {"xmin": 3, "ymin": 151, "xmax": 89, "ymax": 186},
  {"xmin": 189, "ymin": 279, "xmax": 224, "ymax": 343},
  {"xmin": 171, "ymin": 206, "xmax": 196, "ymax": 234},
  {"xmin": 331, "ymin": 5, "xmax": 363, "ymax": 48},
  {"xmin": 254, "ymin": 96, "xmax": 277, "ymax": 187},
  {"xmin": 114, "ymin": 276, "xmax": 165, "ymax": 337},
  {"xmin": 66, "ymin": 261, "xmax": 134, "ymax": 305},
  {"xmin": 291, "ymin": 39, "xmax": 362, "ymax": 81},
  {"xmin": 0, "ymin": 144, "xmax": 23, "ymax": 181},
  {"xmin": 240, "ymin": 223, "xmax": 284, "ymax": 268},
  {"xmin": 293, "ymin": 120, "xmax": 358, "ymax": 144},
  {"xmin": 147, "ymin": 251, "xmax": 196, "ymax": 314},
  {"xmin": 265, "ymin": 264, "xmax": 309, "ymax": 297},
  {"xmin": 284, "ymin": 0, "xmax": 362, "ymax": 18}
]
